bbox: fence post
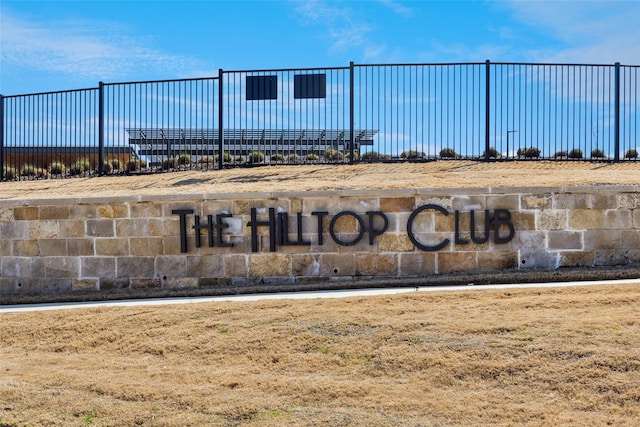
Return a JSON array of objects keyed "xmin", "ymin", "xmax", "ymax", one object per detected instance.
[
  {"xmin": 218, "ymin": 69, "xmax": 224, "ymax": 170},
  {"xmin": 349, "ymin": 61, "xmax": 355, "ymax": 165},
  {"xmin": 485, "ymin": 60, "xmax": 491, "ymax": 162},
  {"xmin": 0, "ymin": 94, "xmax": 4, "ymax": 180},
  {"xmin": 614, "ymin": 62, "xmax": 620, "ymax": 163},
  {"xmin": 98, "ymin": 81, "xmax": 105, "ymax": 175}
]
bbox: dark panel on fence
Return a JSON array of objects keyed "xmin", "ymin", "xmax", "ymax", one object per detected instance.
[
  {"xmin": 246, "ymin": 76, "xmax": 278, "ymax": 101},
  {"xmin": 294, "ymin": 74, "xmax": 327, "ymax": 99}
]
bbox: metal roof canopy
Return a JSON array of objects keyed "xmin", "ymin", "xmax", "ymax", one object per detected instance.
[{"xmin": 125, "ymin": 128, "xmax": 378, "ymax": 143}]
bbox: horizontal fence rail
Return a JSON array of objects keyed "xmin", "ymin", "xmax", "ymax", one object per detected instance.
[{"xmin": 1, "ymin": 61, "xmax": 638, "ymax": 180}]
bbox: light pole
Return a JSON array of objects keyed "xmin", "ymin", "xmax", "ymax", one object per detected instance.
[{"xmin": 506, "ymin": 130, "xmax": 518, "ymax": 159}]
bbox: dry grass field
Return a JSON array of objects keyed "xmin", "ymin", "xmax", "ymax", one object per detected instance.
[{"xmin": 1, "ymin": 284, "xmax": 639, "ymax": 426}]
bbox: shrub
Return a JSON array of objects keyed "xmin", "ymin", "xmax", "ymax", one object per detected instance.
[
  {"xmin": 20, "ymin": 164, "xmax": 48, "ymax": 178},
  {"xmin": 590, "ymin": 148, "xmax": 606, "ymax": 159},
  {"xmin": 439, "ymin": 148, "xmax": 458, "ymax": 159},
  {"xmin": 305, "ymin": 153, "xmax": 320, "ymax": 161},
  {"xmin": 481, "ymin": 147, "xmax": 500, "ymax": 159},
  {"xmin": 101, "ymin": 161, "xmax": 113, "ymax": 173},
  {"xmin": 345, "ymin": 152, "xmax": 360, "ymax": 162},
  {"xmin": 234, "ymin": 155, "xmax": 246, "ymax": 164},
  {"xmin": 270, "ymin": 153, "xmax": 285, "ymax": 162},
  {"xmin": 214, "ymin": 152, "xmax": 232, "ymax": 163},
  {"xmin": 197, "ymin": 156, "xmax": 214, "ymax": 164},
  {"xmin": 554, "ymin": 150, "xmax": 568, "ymax": 159},
  {"xmin": 517, "ymin": 147, "xmax": 540, "ymax": 158},
  {"xmin": 48, "ymin": 161, "xmax": 67, "ymax": 175},
  {"xmin": 3, "ymin": 166, "xmax": 17, "ymax": 180},
  {"xmin": 625, "ymin": 149, "xmax": 638, "ymax": 159},
  {"xmin": 401, "ymin": 150, "xmax": 426, "ymax": 160},
  {"xmin": 248, "ymin": 151, "xmax": 265, "ymax": 164},
  {"xmin": 126, "ymin": 159, "xmax": 147, "ymax": 172},
  {"xmin": 568, "ymin": 148, "xmax": 583, "ymax": 159},
  {"xmin": 162, "ymin": 157, "xmax": 177, "ymax": 170},
  {"xmin": 360, "ymin": 151, "xmax": 383, "ymax": 161},
  {"xmin": 108, "ymin": 158, "xmax": 121, "ymax": 170},
  {"xmin": 325, "ymin": 148, "xmax": 344, "ymax": 161},
  {"xmin": 177, "ymin": 153, "xmax": 191, "ymax": 165},
  {"xmin": 288, "ymin": 153, "xmax": 301, "ymax": 164}
]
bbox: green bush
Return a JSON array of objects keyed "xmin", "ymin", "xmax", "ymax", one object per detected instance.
[
  {"xmin": 101, "ymin": 161, "xmax": 113, "ymax": 173},
  {"xmin": 270, "ymin": 153, "xmax": 285, "ymax": 162},
  {"xmin": 48, "ymin": 161, "xmax": 67, "ymax": 175},
  {"xmin": 360, "ymin": 151, "xmax": 383, "ymax": 161},
  {"xmin": 126, "ymin": 159, "xmax": 147, "ymax": 172},
  {"xmin": 590, "ymin": 148, "xmax": 606, "ymax": 159},
  {"xmin": 517, "ymin": 147, "xmax": 540, "ymax": 159},
  {"xmin": 108, "ymin": 158, "xmax": 121, "ymax": 170},
  {"xmin": 625, "ymin": 149, "xmax": 638, "ymax": 159},
  {"xmin": 553, "ymin": 150, "xmax": 568, "ymax": 159},
  {"xmin": 3, "ymin": 166, "xmax": 17, "ymax": 180},
  {"xmin": 439, "ymin": 148, "xmax": 458, "ymax": 159},
  {"xmin": 248, "ymin": 151, "xmax": 265, "ymax": 164},
  {"xmin": 325, "ymin": 148, "xmax": 344, "ymax": 161},
  {"xmin": 177, "ymin": 153, "xmax": 191, "ymax": 165},
  {"xmin": 568, "ymin": 148, "xmax": 583, "ymax": 159},
  {"xmin": 214, "ymin": 152, "xmax": 232, "ymax": 163},
  {"xmin": 162, "ymin": 157, "xmax": 177, "ymax": 170},
  {"xmin": 401, "ymin": 150, "xmax": 426, "ymax": 160},
  {"xmin": 305, "ymin": 153, "xmax": 320, "ymax": 161},
  {"xmin": 20, "ymin": 164, "xmax": 48, "ymax": 178},
  {"xmin": 345, "ymin": 152, "xmax": 360, "ymax": 162},
  {"xmin": 288, "ymin": 153, "xmax": 301, "ymax": 163},
  {"xmin": 481, "ymin": 147, "xmax": 500, "ymax": 159}
]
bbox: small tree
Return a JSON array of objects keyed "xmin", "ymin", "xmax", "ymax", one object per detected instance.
[
  {"xmin": 361, "ymin": 151, "xmax": 383, "ymax": 161},
  {"xmin": 590, "ymin": 148, "xmax": 606, "ymax": 159},
  {"xmin": 439, "ymin": 148, "xmax": 458, "ymax": 159},
  {"xmin": 401, "ymin": 150, "xmax": 426, "ymax": 160},
  {"xmin": 624, "ymin": 149, "xmax": 638, "ymax": 159},
  {"xmin": 48, "ymin": 161, "xmax": 67, "ymax": 175},
  {"xmin": 248, "ymin": 151, "xmax": 265, "ymax": 164},
  {"xmin": 481, "ymin": 147, "xmax": 500, "ymax": 159},
  {"xmin": 568, "ymin": 148, "xmax": 583, "ymax": 159}
]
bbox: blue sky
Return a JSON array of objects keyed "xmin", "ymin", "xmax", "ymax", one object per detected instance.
[{"xmin": 1, "ymin": 0, "xmax": 639, "ymax": 96}]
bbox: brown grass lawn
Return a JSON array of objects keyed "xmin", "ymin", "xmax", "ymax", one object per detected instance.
[{"xmin": 1, "ymin": 284, "xmax": 639, "ymax": 426}]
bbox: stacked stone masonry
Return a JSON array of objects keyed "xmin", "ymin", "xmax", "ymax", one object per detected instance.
[{"xmin": 0, "ymin": 186, "xmax": 638, "ymax": 295}]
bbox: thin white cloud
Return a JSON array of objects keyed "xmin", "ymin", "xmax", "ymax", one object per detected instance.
[
  {"xmin": 503, "ymin": 0, "xmax": 640, "ymax": 64},
  {"xmin": 0, "ymin": 8, "xmax": 210, "ymax": 84},
  {"xmin": 377, "ymin": 0, "xmax": 413, "ymax": 17}
]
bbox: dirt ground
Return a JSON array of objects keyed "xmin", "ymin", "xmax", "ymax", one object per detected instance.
[
  {"xmin": 1, "ymin": 284, "xmax": 639, "ymax": 426},
  {"xmin": 1, "ymin": 160, "xmax": 639, "ymax": 201}
]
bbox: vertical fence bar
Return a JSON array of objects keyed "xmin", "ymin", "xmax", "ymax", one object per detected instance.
[
  {"xmin": 349, "ymin": 61, "xmax": 355, "ymax": 164},
  {"xmin": 0, "ymin": 94, "xmax": 4, "ymax": 179},
  {"xmin": 614, "ymin": 62, "xmax": 621, "ymax": 162},
  {"xmin": 218, "ymin": 69, "xmax": 224, "ymax": 169},
  {"xmin": 484, "ymin": 60, "xmax": 491, "ymax": 161},
  {"xmin": 98, "ymin": 81, "xmax": 105, "ymax": 174}
]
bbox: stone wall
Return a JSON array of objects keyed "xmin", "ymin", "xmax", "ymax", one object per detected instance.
[{"xmin": 1, "ymin": 185, "xmax": 639, "ymax": 296}]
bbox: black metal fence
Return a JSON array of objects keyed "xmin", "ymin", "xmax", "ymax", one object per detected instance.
[{"xmin": 1, "ymin": 61, "xmax": 638, "ymax": 180}]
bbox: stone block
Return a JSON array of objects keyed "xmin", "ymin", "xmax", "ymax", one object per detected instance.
[
  {"xmin": 437, "ymin": 251, "xmax": 477, "ymax": 274},
  {"xmin": 130, "ymin": 237, "xmax": 164, "ymax": 256},
  {"xmin": 555, "ymin": 194, "xmax": 589, "ymax": 209},
  {"xmin": 452, "ymin": 195, "xmax": 487, "ymax": 211},
  {"xmin": 69, "ymin": 204, "xmax": 97, "ymax": 219},
  {"xmin": 595, "ymin": 250, "xmax": 629, "ymax": 266},
  {"xmin": 618, "ymin": 193, "xmax": 640, "ymax": 209},
  {"xmin": 86, "ymin": 219, "xmax": 115, "ymax": 237},
  {"xmin": 537, "ymin": 210, "xmax": 568, "ymax": 231},
  {"xmin": 1, "ymin": 221, "xmax": 28, "ymax": 239},
  {"xmin": 568, "ymin": 210, "xmax": 606, "ymax": 230},
  {"xmin": 356, "ymin": 253, "xmax": 397, "ymax": 276},
  {"xmin": 2, "ymin": 257, "xmax": 32, "ymax": 278},
  {"xmin": 39, "ymin": 239, "xmax": 66, "ymax": 256},
  {"xmin": 248, "ymin": 254, "xmax": 291, "ymax": 277},
  {"xmin": 621, "ymin": 230, "xmax": 640, "ymax": 249},
  {"xmin": 187, "ymin": 255, "xmax": 224, "ymax": 278},
  {"xmin": 583, "ymin": 230, "xmax": 621, "ymax": 250},
  {"xmin": 72, "ymin": 279, "xmax": 98, "ymax": 291},
  {"xmin": 155, "ymin": 255, "xmax": 187, "ymax": 278},
  {"xmin": 0, "ymin": 207, "xmax": 14, "ymax": 222},
  {"xmin": 320, "ymin": 253, "xmax": 356, "ymax": 276},
  {"xmin": 378, "ymin": 233, "xmax": 414, "ymax": 252},
  {"xmin": 604, "ymin": 210, "xmax": 632, "ymax": 229},
  {"xmin": 45, "ymin": 257, "xmax": 80, "ymax": 278},
  {"xmin": 39, "ymin": 205, "xmax": 70, "ymax": 220},
  {"xmin": 13, "ymin": 206, "xmax": 38, "ymax": 221},
  {"xmin": 628, "ymin": 249, "xmax": 640, "ymax": 264},
  {"xmin": 129, "ymin": 202, "xmax": 163, "ymax": 218},
  {"xmin": 409, "ymin": 232, "xmax": 453, "ymax": 251},
  {"xmin": 131, "ymin": 277, "xmax": 162, "ymax": 289},
  {"xmin": 98, "ymin": 203, "xmax": 129, "ymax": 218},
  {"xmin": 477, "ymin": 251, "xmax": 518, "ymax": 272},
  {"xmin": 380, "ymin": 197, "xmax": 415, "ymax": 212},
  {"xmin": 162, "ymin": 277, "xmax": 198, "ymax": 288},
  {"xmin": 162, "ymin": 236, "xmax": 183, "ymax": 255},
  {"xmin": 558, "ymin": 251, "xmax": 595, "ymax": 268},
  {"xmin": 292, "ymin": 254, "xmax": 322, "ymax": 277},
  {"xmin": 400, "ymin": 252, "xmax": 436, "ymax": 275},
  {"xmin": 521, "ymin": 194, "xmax": 552, "ymax": 210},
  {"xmin": 486, "ymin": 195, "xmax": 520, "ymax": 211},
  {"xmin": 117, "ymin": 256, "xmax": 155, "ymax": 278},
  {"xmin": 95, "ymin": 238, "xmax": 130, "ymax": 256},
  {"xmin": 225, "ymin": 255, "xmax": 248, "ymax": 277},
  {"xmin": 510, "ymin": 211, "xmax": 536, "ymax": 231},
  {"xmin": 59, "ymin": 220, "xmax": 85, "ymax": 238},
  {"xmin": 81, "ymin": 257, "xmax": 116, "ymax": 278},
  {"xmin": 115, "ymin": 218, "xmax": 167, "ymax": 237},
  {"xmin": 12, "ymin": 240, "xmax": 40, "ymax": 257},
  {"xmin": 415, "ymin": 197, "xmax": 452, "ymax": 211},
  {"xmin": 99, "ymin": 278, "xmax": 130, "ymax": 290},
  {"xmin": 35, "ymin": 278, "xmax": 73, "ymax": 293},
  {"xmin": 590, "ymin": 194, "xmax": 618, "ymax": 210},
  {"xmin": 29, "ymin": 221, "xmax": 59, "ymax": 239},
  {"xmin": 68, "ymin": 239, "xmax": 95, "ymax": 256},
  {"xmin": 199, "ymin": 277, "xmax": 232, "ymax": 287},
  {"xmin": 547, "ymin": 231, "xmax": 583, "ymax": 250},
  {"xmin": 519, "ymin": 251, "xmax": 558, "ymax": 269}
]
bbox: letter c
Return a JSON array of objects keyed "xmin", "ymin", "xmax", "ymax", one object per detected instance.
[{"xmin": 406, "ymin": 204, "xmax": 450, "ymax": 251}]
